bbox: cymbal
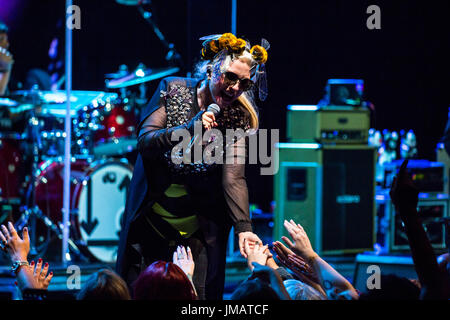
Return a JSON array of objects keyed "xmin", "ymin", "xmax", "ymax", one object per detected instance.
[
  {"xmin": 115, "ymin": 0, "xmax": 143, "ymax": 6},
  {"xmin": 11, "ymin": 90, "xmax": 118, "ymax": 117},
  {"xmin": 105, "ymin": 66, "xmax": 179, "ymax": 89},
  {"xmin": 39, "ymin": 90, "xmax": 118, "ymax": 117},
  {"xmin": 105, "ymin": 71, "xmax": 128, "ymax": 79},
  {"xmin": 0, "ymin": 97, "xmax": 19, "ymax": 107},
  {"xmin": 1, "ymin": 95, "xmax": 42, "ymax": 118}
]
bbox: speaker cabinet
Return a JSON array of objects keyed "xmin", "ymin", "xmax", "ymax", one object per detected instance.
[{"xmin": 274, "ymin": 144, "xmax": 376, "ymax": 255}]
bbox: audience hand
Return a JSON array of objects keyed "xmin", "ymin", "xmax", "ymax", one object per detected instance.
[
  {"xmin": 0, "ymin": 46, "xmax": 13, "ymax": 72},
  {"xmin": 173, "ymin": 245, "xmax": 195, "ymax": 280},
  {"xmin": 17, "ymin": 259, "xmax": 53, "ymax": 291},
  {"xmin": 282, "ymin": 220, "xmax": 316, "ymax": 260},
  {"xmin": 0, "ymin": 222, "xmax": 30, "ymax": 262},
  {"xmin": 244, "ymin": 239, "xmax": 269, "ymax": 271},
  {"xmin": 389, "ymin": 159, "xmax": 419, "ymax": 219},
  {"xmin": 272, "ymin": 241, "xmax": 295, "ymax": 266},
  {"xmin": 273, "ymin": 241, "xmax": 323, "ymax": 294},
  {"xmin": 238, "ymin": 231, "xmax": 262, "ymax": 259}
]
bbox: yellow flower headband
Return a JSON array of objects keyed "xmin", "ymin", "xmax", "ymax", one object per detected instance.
[{"xmin": 200, "ymin": 33, "xmax": 268, "ymax": 65}]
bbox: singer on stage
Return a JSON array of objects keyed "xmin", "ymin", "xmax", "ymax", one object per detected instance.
[{"xmin": 116, "ymin": 33, "xmax": 269, "ymax": 299}]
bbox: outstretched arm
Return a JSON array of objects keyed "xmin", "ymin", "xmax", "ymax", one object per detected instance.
[
  {"xmin": 282, "ymin": 219, "xmax": 358, "ymax": 300},
  {"xmin": 222, "ymin": 136, "xmax": 261, "ymax": 258},
  {"xmin": 0, "ymin": 222, "xmax": 53, "ymax": 291},
  {"xmin": 390, "ymin": 160, "xmax": 448, "ymax": 299}
]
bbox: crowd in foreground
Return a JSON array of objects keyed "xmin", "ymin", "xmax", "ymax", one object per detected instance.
[{"xmin": 0, "ymin": 159, "xmax": 449, "ymax": 300}]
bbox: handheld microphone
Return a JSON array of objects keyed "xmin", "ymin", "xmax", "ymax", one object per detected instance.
[{"xmin": 185, "ymin": 103, "xmax": 220, "ymax": 155}]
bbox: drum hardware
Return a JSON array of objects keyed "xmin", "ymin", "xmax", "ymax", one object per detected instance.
[
  {"xmin": 135, "ymin": 0, "xmax": 183, "ymax": 68},
  {"xmin": 16, "ymin": 86, "xmax": 47, "ymax": 257},
  {"xmin": 105, "ymin": 66, "xmax": 179, "ymax": 89},
  {"xmin": 0, "ymin": 97, "xmax": 19, "ymax": 108},
  {"xmin": 14, "ymin": 206, "xmax": 84, "ymax": 260},
  {"xmin": 4, "ymin": 86, "xmax": 135, "ymax": 262},
  {"xmin": 20, "ymin": 157, "xmax": 133, "ymax": 263}
]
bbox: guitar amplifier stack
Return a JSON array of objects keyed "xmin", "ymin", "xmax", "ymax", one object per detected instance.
[
  {"xmin": 286, "ymin": 105, "xmax": 370, "ymax": 144},
  {"xmin": 274, "ymin": 101, "xmax": 376, "ymax": 255}
]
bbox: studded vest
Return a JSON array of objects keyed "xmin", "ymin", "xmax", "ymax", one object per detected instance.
[{"xmin": 160, "ymin": 82, "xmax": 251, "ymax": 177}]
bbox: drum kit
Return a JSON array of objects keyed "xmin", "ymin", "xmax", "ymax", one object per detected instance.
[
  {"xmin": 0, "ymin": 0, "xmax": 182, "ymax": 264},
  {"xmin": 0, "ymin": 63, "xmax": 179, "ymax": 264}
]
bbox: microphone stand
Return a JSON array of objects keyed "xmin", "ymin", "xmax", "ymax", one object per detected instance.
[{"xmin": 137, "ymin": 3, "xmax": 184, "ymax": 69}]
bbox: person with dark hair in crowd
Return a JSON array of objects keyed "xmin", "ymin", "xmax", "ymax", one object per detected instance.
[
  {"xmin": 0, "ymin": 19, "xmax": 13, "ymax": 96},
  {"xmin": 116, "ymin": 32, "xmax": 269, "ymax": 299},
  {"xmin": 133, "ymin": 246, "xmax": 197, "ymax": 300},
  {"xmin": 76, "ymin": 268, "xmax": 131, "ymax": 300},
  {"xmin": 231, "ymin": 262, "xmax": 290, "ymax": 301},
  {"xmin": 358, "ymin": 274, "xmax": 420, "ymax": 300}
]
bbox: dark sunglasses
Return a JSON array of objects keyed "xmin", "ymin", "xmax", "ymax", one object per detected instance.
[{"xmin": 223, "ymin": 72, "xmax": 254, "ymax": 91}]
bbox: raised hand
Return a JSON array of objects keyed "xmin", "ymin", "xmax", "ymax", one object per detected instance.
[
  {"xmin": 173, "ymin": 245, "xmax": 195, "ymax": 280},
  {"xmin": 281, "ymin": 219, "xmax": 316, "ymax": 260},
  {"xmin": 16, "ymin": 259, "xmax": 53, "ymax": 291},
  {"xmin": 273, "ymin": 241, "xmax": 315, "ymax": 275},
  {"xmin": 273, "ymin": 241, "xmax": 322, "ymax": 293},
  {"xmin": 32, "ymin": 259, "xmax": 53, "ymax": 290},
  {"xmin": 389, "ymin": 159, "xmax": 419, "ymax": 220},
  {"xmin": 272, "ymin": 240, "xmax": 295, "ymax": 266},
  {"xmin": 287, "ymin": 254, "xmax": 320, "ymax": 284},
  {"xmin": 0, "ymin": 222, "xmax": 30, "ymax": 262}
]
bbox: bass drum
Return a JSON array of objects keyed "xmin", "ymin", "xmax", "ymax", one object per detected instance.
[
  {"xmin": 71, "ymin": 159, "xmax": 133, "ymax": 263},
  {"xmin": 33, "ymin": 158, "xmax": 133, "ymax": 263}
]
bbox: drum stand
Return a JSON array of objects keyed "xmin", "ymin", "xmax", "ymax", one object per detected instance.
[{"xmin": 13, "ymin": 91, "xmax": 86, "ymax": 261}]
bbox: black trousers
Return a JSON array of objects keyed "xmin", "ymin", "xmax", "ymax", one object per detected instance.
[{"xmin": 124, "ymin": 205, "xmax": 231, "ymax": 300}]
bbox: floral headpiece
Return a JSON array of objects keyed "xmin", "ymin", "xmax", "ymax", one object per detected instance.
[{"xmin": 199, "ymin": 33, "xmax": 270, "ymax": 101}]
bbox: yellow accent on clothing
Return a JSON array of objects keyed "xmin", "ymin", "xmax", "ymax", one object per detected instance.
[
  {"xmin": 151, "ymin": 184, "xmax": 199, "ymax": 239},
  {"xmin": 164, "ymin": 183, "xmax": 188, "ymax": 197}
]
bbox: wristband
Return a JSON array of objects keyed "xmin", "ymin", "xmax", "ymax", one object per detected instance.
[{"xmin": 11, "ymin": 261, "xmax": 29, "ymax": 274}]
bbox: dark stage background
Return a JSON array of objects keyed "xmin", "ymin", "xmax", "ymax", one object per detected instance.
[{"xmin": 1, "ymin": 0, "xmax": 449, "ymax": 212}]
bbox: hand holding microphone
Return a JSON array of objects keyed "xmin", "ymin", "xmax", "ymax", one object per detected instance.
[
  {"xmin": 185, "ymin": 104, "xmax": 221, "ymax": 156},
  {"xmin": 202, "ymin": 103, "xmax": 221, "ymax": 130}
]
